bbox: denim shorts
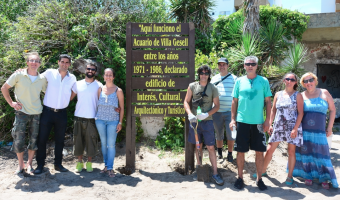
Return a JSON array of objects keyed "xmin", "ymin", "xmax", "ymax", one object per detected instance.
[
  {"xmin": 212, "ymin": 111, "xmax": 234, "ymax": 141},
  {"xmin": 11, "ymin": 111, "xmax": 40, "ymax": 153},
  {"xmin": 188, "ymin": 120, "xmax": 215, "ymax": 146}
]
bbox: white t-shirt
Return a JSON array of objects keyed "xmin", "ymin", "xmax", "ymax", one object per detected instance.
[
  {"xmin": 28, "ymin": 74, "xmax": 38, "ymax": 83},
  {"xmin": 72, "ymin": 79, "xmax": 103, "ymax": 118}
]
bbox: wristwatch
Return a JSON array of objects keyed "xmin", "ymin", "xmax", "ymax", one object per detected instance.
[{"xmin": 119, "ymin": 122, "xmax": 122, "ymax": 125}]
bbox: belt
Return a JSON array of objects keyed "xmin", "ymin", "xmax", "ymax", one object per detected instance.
[{"xmin": 44, "ymin": 105, "xmax": 66, "ymax": 112}]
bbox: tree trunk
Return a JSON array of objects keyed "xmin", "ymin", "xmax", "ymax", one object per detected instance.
[{"xmin": 243, "ymin": 0, "xmax": 260, "ymax": 37}]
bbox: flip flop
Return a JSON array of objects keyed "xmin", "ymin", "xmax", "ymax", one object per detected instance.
[
  {"xmin": 305, "ymin": 179, "xmax": 312, "ymax": 186},
  {"xmin": 285, "ymin": 177, "xmax": 294, "ymax": 185},
  {"xmin": 100, "ymin": 167, "xmax": 108, "ymax": 173},
  {"xmin": 108, "ymin": 170, "xmax": 115, "ymax": 178},
  {"xmin": 322, "ymin": 182, "xmax": 330, "ymax": 190},
  {"xmin": 27, "ymin": 165, "xmax": 34, "ymax": 173},
  {"xmin": 14, "ymin": 168, "xmax": 24, "ymax": 175}
]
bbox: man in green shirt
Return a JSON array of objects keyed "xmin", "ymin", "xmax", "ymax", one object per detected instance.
[
  {"xmin": 184, "ymin": 65, "xmax": 224, "ymax": 186},
  {"xmin": 1, "ymin": 52, "xmax": 47, "ymax": 174},
  {"xmin": 230, "ymin": 56, "xmax": 272, "ymax": 191}
]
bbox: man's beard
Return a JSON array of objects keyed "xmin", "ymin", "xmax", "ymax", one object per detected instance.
[{"xmin": 86, "ymin": 72, "xmax": 95, "ymax": 78}]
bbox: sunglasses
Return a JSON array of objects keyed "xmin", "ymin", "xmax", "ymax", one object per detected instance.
[
  {"xmin": 244, "ymin": 63, "xmax": 257, "ymax": 66},
  {"xmin": 86, "ymin": 68, "xmax": 96, "ymax": 72},
  {"xmin": 28, "ymin": 60, "xmax": 41, "ymax": 63},
  {"xmin": 199, "ymin": 72, "xmax": 210, "ymax": 76},
  {"xmin": 285, "ymin": 78, "xmax": 296, "ymax": 82},
  {"xmin": 303, "ymin": 78, "xmax": 314, "ymax": 83}
]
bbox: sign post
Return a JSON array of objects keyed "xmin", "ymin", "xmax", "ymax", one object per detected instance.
[{"xmin": 126, "ymin": 22, "xmax": 195, "ymax": 173}]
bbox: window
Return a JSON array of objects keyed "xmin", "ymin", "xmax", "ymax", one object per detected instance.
[{"xmin": 219, "ymin": 11, "xmax": 231, "ymax": 16}]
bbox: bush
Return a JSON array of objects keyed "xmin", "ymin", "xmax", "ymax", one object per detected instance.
[{"xmin": 155, "ymin": 117, "xmax": 185, "ymax": 151}]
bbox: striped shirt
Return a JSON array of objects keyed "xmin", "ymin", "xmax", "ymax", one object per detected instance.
[{"xmin": 211, "ymin": 73, "xmax": 237, "ymax": 112}]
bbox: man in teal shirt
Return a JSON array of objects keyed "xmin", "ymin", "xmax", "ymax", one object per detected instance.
[{"xmin": 230, "ymin": 56, "xmax": 272, "ymax": 191}]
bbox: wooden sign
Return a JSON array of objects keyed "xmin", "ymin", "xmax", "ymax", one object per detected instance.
[{"xmin": 126, "ymin": 22, "xmax": 195, "ymax": 173}]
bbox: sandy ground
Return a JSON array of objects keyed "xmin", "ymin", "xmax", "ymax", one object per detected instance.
[{"xmin": 0, "ymin": 134, "xmax": 340, "ymax": 200}]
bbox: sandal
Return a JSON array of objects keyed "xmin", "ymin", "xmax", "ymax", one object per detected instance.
[
  {"xmin": 27, "ymin": 165, "xmax": 34, "ymax": 173},
  {"xmin": 108, "ymin": 170, "xmax": 115, "ymax": 178},
  {"xmin": 322, "ymin": 182, "xmax": 330, "ymax": 190},
  {"xmin": 285, "ymin": 177, "xmax": 294, "ymax": 185},
  {"xmin": 100, "ymin": 167, "xmax": 108, "ymax": 173},
  {"xmin": 305, "ymin": 179, "xmax": 312, "ymax": 186},
  {"xmin": 14, "ymin": 167, "xmax": 24, "ymax": 175}
]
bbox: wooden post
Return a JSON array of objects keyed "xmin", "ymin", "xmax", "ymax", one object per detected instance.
[
  {"xmin": 125, "ymin": 22, "xmax": 135, "ymax": 170},
  {"xmin": 185, "ymin": 22, "xmax": 196, "ymax": 174}
]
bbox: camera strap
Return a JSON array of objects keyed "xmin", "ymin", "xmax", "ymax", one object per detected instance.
[{"xmin": 214, "ymin": 73, "xmax": 231, "ymax": 86}]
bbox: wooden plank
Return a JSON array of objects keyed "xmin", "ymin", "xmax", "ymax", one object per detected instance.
[
  {"xmin": 132, "ymin": 50, "xmax": 189, "ymax": 62},
  {"xmin": 132, "ymin": 37, "xmax": 189, "ymax": 48},
  {"xmin": 185, "ymin": 22, "xmax": 196, "ymax": 174},
  {"xmin": 132, "ymin": 91, "xmax": 186, "ymax": 103},
  {"xmin": 131, "ymin": 23, "xmax": 189, "ymax": 35},
  {"xmin": 132, "ymin": 105, "xmax": 186, "ymax": 117},
  {"xmin": 131, "ymin": 77, "xmax": 190, "ymax": 89},
  {"xmin": 132, "ymin": 64, "xmax": 189, "ymax": 75},
  {"xmin": 125, "ymin": 22, "xmax": 135, "ymax": 169}
]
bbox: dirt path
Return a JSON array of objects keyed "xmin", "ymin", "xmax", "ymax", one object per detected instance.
[{"xmin": 0, "ymin": 137, "xmax": 339, "ymax": 200}]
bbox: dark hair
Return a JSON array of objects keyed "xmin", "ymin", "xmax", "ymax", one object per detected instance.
[
  {"xmin": 197, "ymin": 65, "xmax": 211, "ymax": 83},
  {"xmin": 283, "ymin": 72, "xmax": 299, "ymax": 90},
  {"xmin": 87, "ymin": 61, "xmax": 98, "ymax": 71},
  {"xmin": 59, "ymin": 54, "xmax": 71, "ymax": 62},
  {"xmin": 104, "ymin": 68, "xmax": 115, "ymax": 77}
]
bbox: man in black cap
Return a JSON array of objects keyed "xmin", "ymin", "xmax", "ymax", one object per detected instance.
[{"xmin": 211, "ymin": 58, "xmax": 237, "ymax": 162}]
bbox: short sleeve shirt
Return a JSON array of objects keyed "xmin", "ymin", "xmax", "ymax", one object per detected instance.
[
  {"xmin": 232, "ymin": 75, "xmax": 272, "ymax": 124},
  {"xmin": 189, "ymin": 82, "xmax": 219, "ymax": 121},
  {"xmin": 211, "ymin": 73, "xmax": 237, "ymax": 112},
  {"xmin": 6, "ymin": 69, "xmax": 47, "ymax": 115},
  {"xmin": 72, "ymin": 80, "xmax": 103, "ymax": 119}
]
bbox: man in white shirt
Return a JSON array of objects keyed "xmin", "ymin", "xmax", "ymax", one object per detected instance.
[
  {"xmin": 70, "ymin": 61, "xmax": 102, "ymax": 173},
  {"xmin": 34, "ymin": 54, "xmax": 77, "ymax": 174}
]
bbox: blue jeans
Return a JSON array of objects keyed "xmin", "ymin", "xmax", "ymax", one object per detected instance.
[{"xmin": 95, "ymin": 119, "xmax": 119, "ymax": 170}]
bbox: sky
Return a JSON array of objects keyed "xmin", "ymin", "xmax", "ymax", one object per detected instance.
[{"xmin": 281, "ymin": 0, "xmax": 322, "ymax": 14}]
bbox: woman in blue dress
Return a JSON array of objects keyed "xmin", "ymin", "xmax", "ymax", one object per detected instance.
[{"xmin": 293, "ymin": 72, "xmax": 338, "ymax": 189}]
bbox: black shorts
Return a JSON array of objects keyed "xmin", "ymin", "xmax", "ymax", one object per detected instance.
[{"xmin": 235, "ymin": 122, "xmax": 267, "ymax": 152}]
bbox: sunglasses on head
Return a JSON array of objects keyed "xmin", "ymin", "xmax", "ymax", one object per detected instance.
[
  {"xmin": 303, "ymin": 78, "xmax": 314, "ymax": 83},
  {"xmin": 244, "ymin": 63, "xmax": 257, "ymax": 66},
  {"xmin": 285, "ymin": 78, "xmax": 296, "ymax": 82},
  {"xmin": 86, "ymin": 68, "xmax": 96, "ymax": 72},
  {"xmin": 199, "ymin": 72, "xmax": 209, "ymax": 76}
]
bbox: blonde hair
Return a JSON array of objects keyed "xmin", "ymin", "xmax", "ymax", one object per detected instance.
[
  {"xmin": 25, "ymin": 52, "xmax": 40, "ymax": 61},
  {"xmin": 300, "ymin": 72, "xmax": 318, "ymax": 87}
]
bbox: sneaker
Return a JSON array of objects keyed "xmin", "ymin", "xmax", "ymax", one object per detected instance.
[
  {"xmin": 234, "ymin": 177, "xmax": 244, "ymax": 190},
  {"xmin": 256, "ymin": 178, "xmax": 268, "ymax": 191},
  {"xmin": 212, "ymin": 174, "xmax": 224, "ymax": 186},
  {"xmin": 227, "ymin": 154, "xmax": 233, "ymax": 162},
  {"xmin": 218, "ymin": 154, "xmax": 223, "ymax": 160},
  {"xmin": 75, "ymin": 162, "xmax": 83, "ymax": 173},
  {"xmin": 86, "ymin": 162, "xmax": 93, "ymax": 173}
]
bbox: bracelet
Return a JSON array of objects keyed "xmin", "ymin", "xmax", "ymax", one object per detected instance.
[{"xmin": 119, "ymin": 122, "xmax": 122, "ymax": 125}]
